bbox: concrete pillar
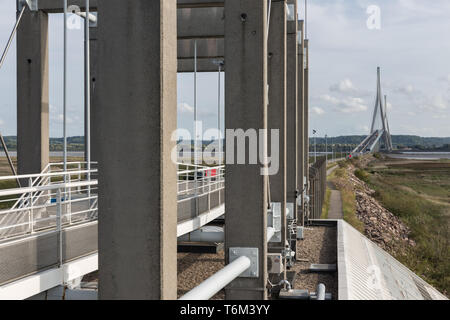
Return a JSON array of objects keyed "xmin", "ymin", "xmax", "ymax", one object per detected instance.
[
  {"xmin": 225, "ymin": 0, "xmax": 268, "ymax": 300},
  {"xmin": 297, "ymin": 21, "xmax": 305, "ymax": 225},
  {"xmin": 17, "ymin": 8, "xmax": 49, "ymax": 175},
  {"xmin": 87, "ymin": 25, "xmax": 97, "ymax": 164},
  {"xmin": 95, "ymin": 0, "xmax": 178, "ymax": 299},
  {"xmin": 303, "ymin": 39, "xmax": 309, "ymax": 222},
  {"xmin": 268, "ymin": 1, "xmax": 287, "ymax": 247},
  {"xmin": 286, "ymin": 1, "xmax": 298, "ymax": 222}
]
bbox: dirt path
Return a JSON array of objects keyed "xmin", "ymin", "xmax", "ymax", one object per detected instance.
[
  {"xmin": 326, "ymin": 165, "xmax": 344, "ymax": 220},
  {"xmin": 328, "ymin": 190, "xmax": 343, "ymax": 219}
]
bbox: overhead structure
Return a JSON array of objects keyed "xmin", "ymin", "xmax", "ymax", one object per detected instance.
[
  {"xmin": 5, "ymin": 0, "xmax": 310, "ymax": 300},
  {"xmin": 353, "ymin": 67, "xmax": 393, "ymax": 155}
]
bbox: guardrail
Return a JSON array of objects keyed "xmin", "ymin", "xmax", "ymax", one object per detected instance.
[
  {"xmin": 176, "ymin": 163, "xmax": 225, "ymax": 223},
  {"xmin": 0, "ymin": 162, "xmax": 98, "ymax": 242},
  {"xmin": 0, "ymin": 162, "xmax": 226, "ymax": 242}
]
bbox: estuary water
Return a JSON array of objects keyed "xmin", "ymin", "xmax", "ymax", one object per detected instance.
[{"xmin": 387, "ymin": 152, "xmax": 450, "ymax": 160}]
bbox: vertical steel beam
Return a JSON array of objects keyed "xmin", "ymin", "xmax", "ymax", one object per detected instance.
[
  {"xmin": 96, "ymin": 0, "xmax": 178, "ymax": 299},
  {"xmin": 16, "ymin": 6, "xmax": 49, "ymax": 175},
  {"xmin": 225, "ymin": 0, "xmax": 268, "ymax": 300},
  {"xmin": 268, "ymin": 1, "xmax": 287, "ymax": 247},
  {"xmin": 286, "ymin": 1, "xmax": 298, "ymax": 222},
  {"xmin": 303, "ymin": 38, "xmax": 309, "ymax": 223},
  {"xmin": 297, "ymin": 20, "xmax": 305, "ymax": 225}
]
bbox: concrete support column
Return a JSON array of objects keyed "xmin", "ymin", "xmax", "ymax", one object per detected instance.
[
  {"xmin": 225, "ymin": 0, "xmax": 268, "ymax": 300},
  {"xmin": 303, "ymin": 39, "xmax": 309, "ymax": 222},
  {"xmin": 87, "ymin": 26, "xmax": 97, "ymax": 164},
  {"xmin": 286, "ymin": 1, "xmax": 298, "ymax": 222},
  {"xmin": 17, "ymin": 8, "xmax": 49, "ymax": 175},
  {"xmin": 297, "ymin": 21, "xmax": 305, "ymax": 225},
  {"xmin": 95, "ymin": 0, "xmax": 178, "ymax": 299},
  {"xmin": 268, "ymin": 1, "xmax": 287, "ymax": 247}
]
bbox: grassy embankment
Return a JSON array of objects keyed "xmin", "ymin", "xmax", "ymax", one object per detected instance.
[
  {"xmin": 357, "ymin": 157, "xmax": 450, "ymax": 295},
  {"xmin": 324, "ymin": 160, "xmax": 365, "ymax": 231}
]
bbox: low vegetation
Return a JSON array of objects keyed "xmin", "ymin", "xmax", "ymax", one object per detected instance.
[
  {"xmin": 328, "ymin": 163, "xmax": 364, "ymax": 232},
  {"xmin": 355, "ymin": 158, "xmax": 450, "ymax": 295},
  {"xmin": 321, "ymin": 188, "xmax": 331, "ymax": 219}
]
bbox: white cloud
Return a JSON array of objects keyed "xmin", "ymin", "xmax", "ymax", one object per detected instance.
[
  {"xmin": 0, "ymin": 118, "xmax": 4, "ymax": 126},
  {"xmin": 356, "ymin": 125, "xmax": 369, "ymax": 134},
  {"xmin": 178, "ymin": 102, "xmax": 194, "ymax": 113},
  {"xmin": 395, "ymin": 84, "xmax": 414, "ymax": 95},
  {"xmin": 420, "ymin": 95, "xmax": 448, "ymax": 112},
  {"xmin": 330, "ymin": 78, "xmax": 356, "ymax": 93},
  {"xmin": 311, "ymin": 107, "xmax": 325, "ymax": 115},
  {"xmin": 320, "ymin": 95, "xmax": 368, "ymax": 113}
]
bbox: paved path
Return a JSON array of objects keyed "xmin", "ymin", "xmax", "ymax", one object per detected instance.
[{"xmin": 326, "ymin": 164, "xmax": 344, "ymax": 219}]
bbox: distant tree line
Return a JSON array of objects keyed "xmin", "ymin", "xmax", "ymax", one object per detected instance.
[
  {"xmin": 1, "ymin": 135, "xmax": 449, "ymax": 152},
  {"xmin": 0, "ymin": 136, "xmax": 85, "ymax": 152}
]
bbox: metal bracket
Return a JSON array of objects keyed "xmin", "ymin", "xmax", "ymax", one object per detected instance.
[
  {"xmin": 18, "ymin": 0, "xmax": 38, "ymax": 11},
  {"xmin": 286, "ymin": 202, "xmax": 294, "ymax": 220},
  {"xmin": 229, "ymin": 248, "xmax": 259, "ymax": 278},
  {"xmin": 268, "ymin": 202, "xmax": 282, "ymax": 243}
]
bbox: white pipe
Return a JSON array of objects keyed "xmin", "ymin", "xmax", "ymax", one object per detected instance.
[
  {"xmin": 76, "ymin": 12, "xmax": 97, "ymax": 23},
  {"xmin": 316, "ymin": 283, "xmax": 326, "ymax": 300},
  {"xmin": 178, "ymin": 228, "xmax": 224, "ymax": 243},
  {"xmin": 178, "ymin": 227, "xmax": 275, "ymax": 244},
  {"xmin": 179, "ymin": 256, "xmax": 251, "ymax": 300},
  {"xmin": 267, "ymin": 227, "xmax": 275, "ymax": 242}
]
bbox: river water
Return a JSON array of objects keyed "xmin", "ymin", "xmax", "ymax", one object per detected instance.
[{"xmin": 387, "ymin": 152, "xmax": 450, "ymax": 160}]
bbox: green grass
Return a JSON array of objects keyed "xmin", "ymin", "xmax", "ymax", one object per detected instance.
[
  {"xmin": 365, "ymin": 161, "xmax": 450, "ymax": 296},
  {"xmin": 321, "ymin": 188, "xmax": 331, "ymax": 219},
  {"xmin": 0, "ymin": 180, "xmax": 20, "ymax": 209},
  {"xmin": 328, "ymin": 167, "xmax": 365, "ymax": 233}
]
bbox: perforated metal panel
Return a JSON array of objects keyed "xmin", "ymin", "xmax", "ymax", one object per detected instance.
[{"xmin": 337, "ymin": 220, "xmax": 447, "ymax": 300}]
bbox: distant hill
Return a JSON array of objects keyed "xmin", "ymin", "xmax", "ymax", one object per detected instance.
[
  {"xmin": 1, "ymin": 136, "xmax": 85, "ymax": 152},
  {"xmin": 1, "ymin": 135, "xmax": 449, "ymax": 152},
  {"xmin": 310, "ymin": 135, "xmax": 450, "ymax": 149}
]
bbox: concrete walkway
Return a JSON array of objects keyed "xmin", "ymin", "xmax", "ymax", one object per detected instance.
[
  {"xmin": 328, "ymin": 190, "xmax": 343, "ymax": 219},
  {"xmin": 326, "ymin": 164, "xmax": 344, "ymax": 219}
]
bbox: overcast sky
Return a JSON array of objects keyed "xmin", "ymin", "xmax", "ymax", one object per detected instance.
[{"xmin": 0, "ymin": 0, "xmax": 449, "ymax": 138}]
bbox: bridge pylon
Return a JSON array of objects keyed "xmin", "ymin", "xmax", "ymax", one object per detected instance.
[{"xmin": 369, "ymin": 67, "xmax": 393, "ymax": 151}]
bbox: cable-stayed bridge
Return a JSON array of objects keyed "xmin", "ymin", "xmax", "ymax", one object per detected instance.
[{"xmin": 352, "ymin": 67, "xmax": 393, "ymax": 156}]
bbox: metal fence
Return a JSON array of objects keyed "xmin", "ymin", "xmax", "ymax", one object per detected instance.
[
  {"xmin": 308, "ymin": 157, "xmax": 327, "ymax": 220},
  {"xmin": 0, "ymin": 162, "xmax": 98, "ymax": 242},
  {"xmin": 177, "ymin": 163, "xmax": 225, "ymax": 222}
]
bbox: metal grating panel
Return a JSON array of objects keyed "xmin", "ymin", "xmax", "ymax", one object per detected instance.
[{"xmin": 337, "ymin": 220, "xmax": 447, "ymax": 300}]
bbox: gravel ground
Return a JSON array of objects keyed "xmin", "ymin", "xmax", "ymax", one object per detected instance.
[
  {"xmin": 82, "ymin": 228, "xmax": 337, "ymax": 300},
  {"xmin": 177, "ymin": 251, "xmax": 225, "ymax": 299},
  {"xmin": 292, "ymin": 226, "xmax": 338, "ymax": 299}
]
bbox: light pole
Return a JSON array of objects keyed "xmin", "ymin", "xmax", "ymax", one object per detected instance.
[{"xmin": 325, "ymin": 134, "xmax": 328, "ymax": 163}]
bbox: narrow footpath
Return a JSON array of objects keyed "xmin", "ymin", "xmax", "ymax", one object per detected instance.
[{"xmin": 326, "ymin": 165, "xmax": 343, "ymax": 220}]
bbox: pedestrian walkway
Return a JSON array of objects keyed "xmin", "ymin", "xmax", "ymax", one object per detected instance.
[{"xmin": 326, "ymin": 164, "xmax": 343, "ymax": 219}]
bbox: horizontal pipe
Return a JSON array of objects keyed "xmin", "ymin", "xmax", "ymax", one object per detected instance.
[
  {"xmin": 178, "ymin": 227, "xmax": 224, "ymax": 242},
  {"xmin": 75, "ymin": 11, "xmax": 97, "ymax": 23},
  {"xmin": 179, "ymin": 255, "xmax": 251, "ymax": 300},
  {"xmin": 178, "ymin": 227, "xmax": 276, "ymax": 244}
]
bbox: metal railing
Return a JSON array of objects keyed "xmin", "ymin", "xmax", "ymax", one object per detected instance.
[
  {"xmin": 0, "ymin": 162, "xmax": 98, "ymax": 242},
  {"xmin": 0, "ymin": 162, "xmax": 225, "ymax": 242},
  {"xmin": 177, "ymin": 163, "xmax": 225, "ymax": 222}
]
